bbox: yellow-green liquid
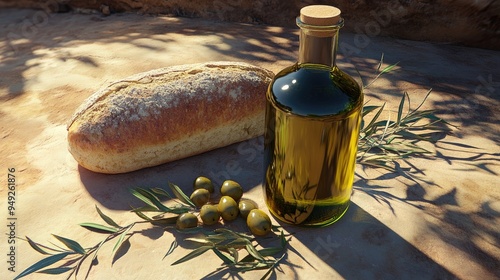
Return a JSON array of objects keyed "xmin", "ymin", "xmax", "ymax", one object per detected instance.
[{"xmin": 263, "ymin": 63, "xmax": 363, "ymax": 226}]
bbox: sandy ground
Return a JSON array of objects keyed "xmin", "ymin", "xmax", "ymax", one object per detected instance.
[{"xmin": 0, "ymin": 9, "xmax": 499, "ymax": 280}]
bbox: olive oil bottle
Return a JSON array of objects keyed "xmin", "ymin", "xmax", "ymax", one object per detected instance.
[{"xmin": 263, "ymin": 5, "xmax": 363, "ymax": 226}]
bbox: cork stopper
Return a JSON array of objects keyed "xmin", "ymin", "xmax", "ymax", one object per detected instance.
[{"xmin": 300, "ymin": 5, "xmax": 341, "ymax": 26}]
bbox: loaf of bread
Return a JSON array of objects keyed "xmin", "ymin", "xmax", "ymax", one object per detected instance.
[{"xmin": 67, "ymin": 61, "xmax": 274, "ymax": 174}]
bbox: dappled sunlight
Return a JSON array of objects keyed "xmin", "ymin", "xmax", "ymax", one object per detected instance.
[
  {"xmin": 1, "ymin": 7, "xmax": 498, "ymax": 280},
  {"xmin": 0, "ymin": 10, "xmax": 299, "ymax": 102}
]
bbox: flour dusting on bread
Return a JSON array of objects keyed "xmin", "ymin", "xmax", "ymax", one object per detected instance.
[{"xmin": 67, "ymin": 61, "xmax": 274, "ymax": 174}]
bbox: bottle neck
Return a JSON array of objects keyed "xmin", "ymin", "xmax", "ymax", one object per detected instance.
[{"xmin": 297, "ymin": 19, "xmax": 343, "ymax": 67}]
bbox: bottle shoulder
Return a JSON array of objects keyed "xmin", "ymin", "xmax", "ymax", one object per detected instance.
[{"xmin": 268, "ymin": 63, "xmax": 363, "ymax": 117}]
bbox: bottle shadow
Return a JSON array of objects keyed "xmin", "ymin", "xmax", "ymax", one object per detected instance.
[{"xmin": 277, "ymin": 202, "xmax": 457, "ymax": 279}]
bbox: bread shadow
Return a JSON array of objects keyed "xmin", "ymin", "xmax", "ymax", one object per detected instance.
[{"xmin": 79, "ymin": 137, "xmax": 265, "ymax": 210}]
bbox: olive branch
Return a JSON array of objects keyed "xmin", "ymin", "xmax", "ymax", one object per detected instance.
[
  {"xmin": 14, "ymin": 183, "xmax": 289, "ymax": 280},
  {"xmin": 356, "ymin": 54, "xmax": 457, "ymax": 173}
]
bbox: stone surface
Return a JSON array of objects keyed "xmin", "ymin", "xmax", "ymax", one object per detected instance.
[
  {"xmin": 0, "ymin": 0, "xmax": 499, "ymax": 50},
  {"xmin": 0, "ymin": 8, "xmax": 499, "ymax": 280}
]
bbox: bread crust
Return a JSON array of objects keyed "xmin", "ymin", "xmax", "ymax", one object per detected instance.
[{"xmin": 67, "ymin": 61, "xmax": 274, "ymax": 174}]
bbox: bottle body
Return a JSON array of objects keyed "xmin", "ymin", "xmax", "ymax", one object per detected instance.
[{"xmin": 263, "ymin": 62, "xmax": 363, "ymax": 226}]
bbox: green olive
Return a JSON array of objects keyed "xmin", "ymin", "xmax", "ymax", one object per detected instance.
[
  {"xmin": 238, "ymin": 199, "xmax": 258, "ymax": 219},
  {"xmin": 220, "ymin": 180, "xmax": 243, "ymax": 201},
  {"xmin": 246, "ymin": 209, "xmax": 272, "ymax": 236},
  {"xmin": 176, "ymin": 213, "xmax": 198, "ymax": 229},
  {"xmin": 193, "ymin": 176, "xmax": 215, "ymax": 193},
  {"xmin": 190, "ymin": 188, "xmax": 210, "ymax": 208},
  {"xmin": 200, "ymin": 204, "xmax": 220, "ymax": 225},
  {"xmin": 217, "ymin": 196, "xmax": 239, "ymax": 221}
]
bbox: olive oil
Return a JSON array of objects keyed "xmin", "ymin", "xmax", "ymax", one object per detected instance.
[{"xmin": 263, "ymin": 6, "xmax": 363, "ymax": 226}]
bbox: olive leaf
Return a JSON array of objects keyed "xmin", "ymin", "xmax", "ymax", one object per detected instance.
[
  {"xmin": 410, "ymin": 88, "xmax": 432, "ymax": 114},
  {"xmin": 240, "ymin": 232, "xmax": 289, "ymax": 263},
  {"xmin": 212, "ymin": 248, "xmax": 235, "ymax": 264},
  {"xmin": 130, "ymin": 205, "xmax": 163, "ymax": 213},
  {"xmin": 215, "ymin": 228, "xmax": 254, "ymax": 240},
  {"xmin": 171, "ymin": 245, "xmax": 213, "ymax": 265},
  {"xmin": 380, "ymin": 62, "xmax": 399, "ymax": 75},
  {"xmin": 80, "ymin": 222, "xmax": 119, "ymax": 234},
  {"xmin": 26, "ymin": 236, "xmax": 52, "ymax": 255},
  {"xmin": 259, "ymin": 253, "xmax": 287, "ymax": 280},
  {"xmin": 151, "ymin": 187, "xmax": 172, "ymax": 199},
  {"xmin": 130, "ymin": 188, "xmax": 172, "ymax": 212},
  {"xmin": 133, "ymin": 210, "xmax": 153, "ymax": 221},
  {"xmin": 396, "ymin": 91, "xmax": 407, "ymax": 125},
  {"xmin": 149, "ymin": 216, "xmax": 179, "ymax": 226},
  {"xmin": 112, "ymin": 225, "xmax": 133, "ymax": 255},
  {"xmin": 376, "ymin": 53, "xmax": 385, "ymax": 73},
  {"xmin": 165, "ymin": 206, "xmax": 192, "ymax": 215},
  {"xmin": 362, "ymin": 103, "xmax": 386, "ymax": 136},
  {"xmin": 362, "ymin": 105, "xmax": 380, "ymax": 117},
  {"xmin": 206, "ymin": 234, "xmax": 230, "ymax": 244},
  {"xmin": 185, "ymin": 237, "xmax": 213, "ymax": 244},
  {"xmin": 130, "ymin": 186, "xmax": 194, "ymax": 216},
  {"xmin": 52, "ymin": 235, "xmax": 86, "ymax": 255},
  {"xmin": 168, "ymin": 182, "xmax": 196, "ymax": 208},
  {"xmin": 254, "ymin": 246, "xmax": 284, "ymax": 257},
  {"xmin": 163, "ymin": 240, "xmax": 178, "ymax": 260},
  {"xmin": 364, "ymin": 61, "xmax": 399, "ymax": 88},
  {"xmin": 14, "ymin": 252, "xmax": 72, "ymax": 280},
  {"xmin": 280, "ymin": 231, "xmax": 287, "ymax": 248},
  {"xmin": 95, "ymin": 205, "xmax": 121, "ymax": 228},
  {"xmin": 245, "ymin": 243, "xmax": 265, "ymax": 261},
  {"xmin": 228, "ymin": 247, "xmax": 239, "ymax": 263}
]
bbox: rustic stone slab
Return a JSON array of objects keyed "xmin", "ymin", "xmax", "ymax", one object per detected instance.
[{"xmin": 0, "ymin": 9, "xmax": 499, "ymax": 280}]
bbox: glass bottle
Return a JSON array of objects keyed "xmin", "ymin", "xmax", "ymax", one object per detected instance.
[{"xmin": 263, "ymin": 5, "xmax": 363, "ymax": 226}]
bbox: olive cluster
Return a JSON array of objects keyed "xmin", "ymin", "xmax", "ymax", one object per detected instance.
[{"xmin": 175, "ymin": 176, "xmax": 272, "ymax": 236}]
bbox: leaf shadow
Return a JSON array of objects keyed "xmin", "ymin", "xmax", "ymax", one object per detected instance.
[
  {"xmin": 201, "ymin": 268, "xmax": 245, "ymax": 280},
  {"xmin": 111, "ymin": 238, "xmax": 131, "ymax": 266},
  {"xmin": 200, "ymin": 253, "xmax": 302, "ymax": 280},
  {"xmin": 139, "ymin": 226, "xmax": 165, "ymax": 240},
  {"xmin": 427, "ymin": 206, "xmax": 500, "ymax": 273}
]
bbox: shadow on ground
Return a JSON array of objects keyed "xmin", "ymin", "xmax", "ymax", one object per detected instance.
[
  {"xmin": 0, "ymin": 8, "xmax": 296, "ymax": 101},
  {"xmin": 3, "ymin": 8, "xmax": 498, "ymax": 278},
  {"xmin": 78, "ymin": 135, "xmax": 500, "ymax": 278},
  {"xmin": 278, "ymin": 202, "xmax": 457, "ymax": 280}
]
